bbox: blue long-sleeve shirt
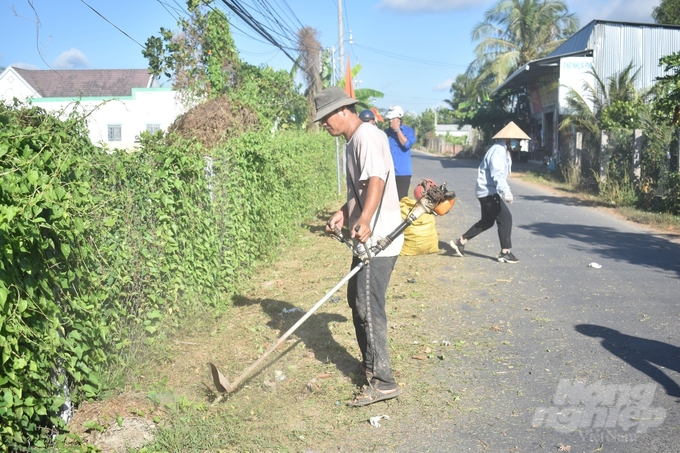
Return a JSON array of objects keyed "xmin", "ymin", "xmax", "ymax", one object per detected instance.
[
  {"xmin": 475, "ymin": 143, "xmax": 512, "ymax": 198},
  {"xmin": 385, "ymin": 124, "xmax": 416, "ymax": 176}
]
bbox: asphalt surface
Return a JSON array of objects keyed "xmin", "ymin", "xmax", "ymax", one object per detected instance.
[{"xmin": 400, "ymin": 151, "xmax": 680, "ymax": 453}]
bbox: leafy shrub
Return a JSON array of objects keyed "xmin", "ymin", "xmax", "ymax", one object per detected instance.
[
  {"xmin": 0, "ymin": 101, "xmax": 336, "ymax": 449},
  {"xmin": 0, "ymin": 103, "xmax": 108, "ymax": 450},
  {"xmin": 661, "ymin": 172, "xmax": 680, "ymax": 214}
]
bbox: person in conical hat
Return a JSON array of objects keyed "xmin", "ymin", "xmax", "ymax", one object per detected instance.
[{"xmin": 449, "ymin": 121, "xmax": 530, "ymax": 264}]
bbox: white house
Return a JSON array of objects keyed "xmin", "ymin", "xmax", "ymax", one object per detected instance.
[
  {"xmin": 0, "ymin": 66, "xmax": 184, "ymax": 150},
  {"xmin": 434, "ymin": 124, "xmax": 472, "ymax": 139}
]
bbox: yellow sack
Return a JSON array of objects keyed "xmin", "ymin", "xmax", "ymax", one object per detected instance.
[{"xmin": 399, "ymin": 197, "xmax": 439, "ymax": 256}]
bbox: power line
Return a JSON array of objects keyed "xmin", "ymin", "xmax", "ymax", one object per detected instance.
[
  {"xmin": 217, "ymin": 0, "xmax": 299, "ymax": 64},
  {"xmin": 155, "ymin": 0, "xmax": 180, "ymax": 22},
  {"xmin": 80, "ymin": 0, "xmax": 144, "ymax": 48},
  {"xmin": 353, "ymin": 43, "xmax": 467, "ymax": 69}
]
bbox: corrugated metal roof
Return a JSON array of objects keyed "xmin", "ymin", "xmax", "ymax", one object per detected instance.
[
  {"xmin": 495, "ymin": 20, "xmax": 680, "ymax": 95},
  {"xmin": 13, "ymin": 68, "xmax": 155, "ymax": 98},
  {"xmin": 547, "ymin": 21, "xmax": 596, "ymax": 58},
  {"xmin": 589, "ymin": 21, "xmax": 680, "ymax": 92}
]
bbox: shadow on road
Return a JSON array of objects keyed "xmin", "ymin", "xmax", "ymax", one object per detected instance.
[
  {"xmin": 521, "ymin": 222, "xmax": 680, "ymax": 277},
  {"xmin": 520, "ymin": 193, "xmax": 607, "ymax": 208},
  {"xmin": 575, "ymin": 324, "xmax": 680, "ymax": 398}
]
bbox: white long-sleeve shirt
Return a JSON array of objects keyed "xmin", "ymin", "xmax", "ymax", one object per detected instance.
[{"xmin": 474, "ymin": 143, "xmax": 512, "ymax": 198}]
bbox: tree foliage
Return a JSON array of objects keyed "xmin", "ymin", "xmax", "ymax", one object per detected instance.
[
  {"xmin": 652, "ymin": 51, "xmax": 680, "ymax": 126},
  {"xmin": 469, "ymin": 0, "xmax": 578, "ymax": 88},
  {"xmin": 560, "ymin": 62, "xmax": 644, "ymax": 139},
  {"xmin": 143, "ymin": 0, "xmax": 238, "ymax": 105},
  {"xmin": 652, "ymin": 0, "xmax": 680, "ymax": 25},
  {"xmin": 143, "ymin": 0, "xmax": 305, "ymax": 128},
  {"xmin": 445, "ymin": 0, "xmax": 577, "ymax": 144}
]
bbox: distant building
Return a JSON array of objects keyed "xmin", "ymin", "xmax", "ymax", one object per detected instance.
[
  {"xmin": 434, "ymin": 124, "xmax": 472, "ymax": 141},
  {"xmin": 493, "ymin": 20, "xmax": 680, "ymax": 159},
  {"xmin": 0, "ymin": 66, "xmax": 184, "ymax": 150}
]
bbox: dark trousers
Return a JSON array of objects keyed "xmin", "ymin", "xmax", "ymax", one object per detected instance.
[
  {"xmin": 395, "ymin": 175, "xmax": 411, "ymax": 200},
  {"xmin": 347, "ymin": 255, "xmax": 398, "ymax": 391},
  {"xmin": 462, "ymin": 194, "xmax": 513, "ymax": 250}
]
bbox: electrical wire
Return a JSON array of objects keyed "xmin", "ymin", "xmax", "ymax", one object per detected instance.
[
  {"xmin": 156, "ymin": 0, "xmax": 180, "ymax": 22},
  {"xmin": 353, "ymin": 43, "xmax": 467, "ymax": 68},
  {"xmin": 216, "ymin": 0, "xmax": 299, "ymax": 64},
  {"xmin": 80, "ymin": 0, "xmax": 144, "ymax": 48},
  {"xmin": 170, "ymin": 0, "xmax": 190, "ymax": 16}
]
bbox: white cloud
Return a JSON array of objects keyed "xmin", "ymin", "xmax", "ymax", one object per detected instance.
[
  {"xmin": 566, "ymin": 0, "xmax": 660, "ymax": 25},
  {"xmin": 434, "ymin": 78, "xmax": 455, "ymax": 91},
  {"xmin": 378, "ymin": 0, "xmax": 482, "ymax": 11},
  {"xmin": 9, "ymin": 62, "xmax": 41, "ymax": 70},
  {"xmin": 52, "ymin": 48, "xmax": 89, "ymax": 70}
]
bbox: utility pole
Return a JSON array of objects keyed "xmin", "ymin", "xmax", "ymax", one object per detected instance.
[{"xmin": 338, "ymin": 0, "xmax": 343, "ymax": 77}]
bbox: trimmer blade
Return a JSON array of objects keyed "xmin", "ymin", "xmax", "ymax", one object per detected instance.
[{"xmin": 208, "ymin": 362, "xmax": 233, "ymax": 393}]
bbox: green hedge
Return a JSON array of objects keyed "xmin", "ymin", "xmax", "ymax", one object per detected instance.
[{"xmin": 0, "ymin": 101, "xmax": 337, "ymax": 449}]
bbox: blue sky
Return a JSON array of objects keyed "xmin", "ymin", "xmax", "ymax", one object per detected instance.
[{"xmin": 1, "ymin": 0, "xmax": 660, "ymax": 113}]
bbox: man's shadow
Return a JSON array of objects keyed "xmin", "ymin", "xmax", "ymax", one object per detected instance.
[
  {"xmin": 575, "ymin": 324, "xmax": 680, "ymax": 398},
  {"xmin": 230, "ymin": 294, "xmax": 362, "ymax": 384}
]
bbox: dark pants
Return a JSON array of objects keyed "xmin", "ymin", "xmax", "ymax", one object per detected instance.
[
  {"xmin": 462, "ymin": 194, "xmax": 513, "ymax": 250},
  {"xmin": 395, "ymin": 175, "xmax": 411, "ymax": 200},
  {"xmin": 347, "ymin": 255, "xmax": 398, "ymax": 391}
]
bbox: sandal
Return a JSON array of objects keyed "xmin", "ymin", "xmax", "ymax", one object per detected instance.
[{"xmin": 347, "ymin": 386, "xmax": 402, "ymax": 407}]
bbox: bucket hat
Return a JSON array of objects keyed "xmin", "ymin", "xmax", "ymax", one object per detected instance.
[
  {"xmin": 313, "ymin": 86, "xmax": 359, "ymax": 122},
  {"xmin": 492, "ymin": 121, "xmax": 531, "ymax": 140}
]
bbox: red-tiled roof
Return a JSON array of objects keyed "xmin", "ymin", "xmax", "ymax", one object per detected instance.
[{"xmin": 13, "ymin": 68, "xmax": 155, "ymax": 98}]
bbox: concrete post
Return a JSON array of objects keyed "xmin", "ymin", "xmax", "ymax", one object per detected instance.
[
  {"xmin": 575, "ymin": 131, "xmax": 582, "ymax": 170},
  {"xmin": 632, "ymin": 129, "xmax": 642, "ymax": 190},
  {"xmin": 600, "ymin": 130, "xmax": 609, "ymax": 182}
]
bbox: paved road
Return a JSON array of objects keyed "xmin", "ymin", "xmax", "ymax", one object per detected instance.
[{"xmin": 403, "ymin": 151, "xmax": 680, "ymax": 452}]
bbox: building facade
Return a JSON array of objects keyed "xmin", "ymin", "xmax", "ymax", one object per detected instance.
[
  {"xmin": 0, "ymin": 67, "xmax": 184, "ymax": 150},
  {"xmin": 494, "ymin": 20, "xmax": 680, "ymax": 160}
]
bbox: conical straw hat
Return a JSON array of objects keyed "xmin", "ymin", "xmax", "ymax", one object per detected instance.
[{"xmin": 492, "ymin": 121, "xmax": 531, "ymax": 140}]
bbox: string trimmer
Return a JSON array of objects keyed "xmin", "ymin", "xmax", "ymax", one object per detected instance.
[{"xmin": 208, "ymin": 179, "xmax": 456, "ymax": 398}]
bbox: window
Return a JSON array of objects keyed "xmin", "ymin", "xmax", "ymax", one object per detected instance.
[
  {"xmin": 108, "ymin": 125, "xmax": 122, "ymax": 142},
  {"xmin": 146, "ymin": 124, "xmax": 161, "ymax": 134}
]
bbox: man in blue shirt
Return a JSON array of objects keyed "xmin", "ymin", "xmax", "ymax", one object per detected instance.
[{"xmin": 384, "ymin": 106, "xmax": 416, "ymax": 200}]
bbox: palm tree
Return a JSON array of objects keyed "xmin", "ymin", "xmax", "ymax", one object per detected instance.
[
  {"xmin": 469, "ymin": 0, "xmax": 579, "ymax": 88},
  {"xmin": 560, "ymin": 62, "xmax": 643, "ymax": 137},
  {"xmin": 560, "ymin": 62, "xmax": 645, "ymax": 181}
]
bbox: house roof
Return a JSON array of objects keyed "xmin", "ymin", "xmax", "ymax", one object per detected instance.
[
  {"xmin": 435, "ymin": 124, "xmax": 472, "ymax": 132},
  {"xmin": 12, "ymin": 68, "xmax": 156, "ymax": 98},
  {"xmin": 492, "ymin": 20, "xmax": 680, "ymax": 95},
  {"xmin": 491, "ymin": 49, "xmax": 592, "ymax": 94}
]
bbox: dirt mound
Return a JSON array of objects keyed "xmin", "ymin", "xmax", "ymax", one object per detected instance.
[
  {"xmin": 169, "ymin": 96, "xmax": 259, "ymax": 149},
  {"xmin": 67, "ymin": 392, "xmax": 160, "ymax": 452}
]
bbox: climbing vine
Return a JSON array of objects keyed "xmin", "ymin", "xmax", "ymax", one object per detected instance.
[{"xmin": 0, "ymin": 101, "xmax": 336, "ymax": 449}]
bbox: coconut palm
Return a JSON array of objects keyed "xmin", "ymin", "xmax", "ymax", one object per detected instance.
[
  {"xmin": 560, "ymin": 62, "xmax": 646, "ymax": 182},
  {"xmin": 469, "ymin": 0, "xmax": 579, "ymax": 88},
  {"xmin": 560, "ymin": 62, "xmax": 643, "ymax": 137}
]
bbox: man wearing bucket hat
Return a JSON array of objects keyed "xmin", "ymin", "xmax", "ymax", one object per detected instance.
[
  {"xmin": 314, "ymin": 86, "xmax": 404, "ymax": 406},
  {"xmin": 449, "ymin": 121, "xmax": 530, "ymax": 264},
  {"xmin": 384, "ymin": 106, "xmax": 416, "ymax": 200}
]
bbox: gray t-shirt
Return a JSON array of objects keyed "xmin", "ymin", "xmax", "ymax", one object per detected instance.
[{"xmin": 345, "ymin": 123, "xmax": 404, "ymax": 257}]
